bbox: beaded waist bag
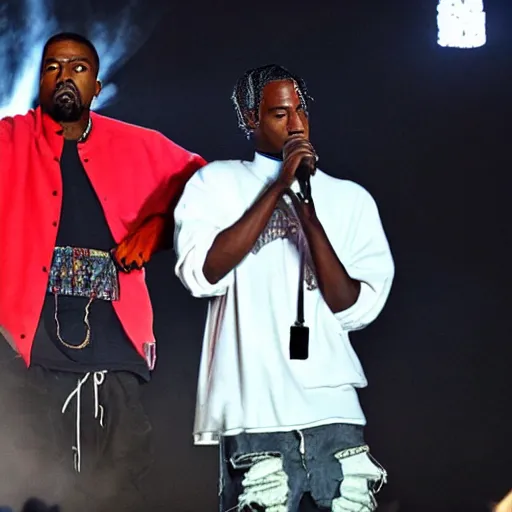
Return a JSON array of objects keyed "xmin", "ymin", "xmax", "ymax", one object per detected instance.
[{"xmin": 47, "ymin": 246, "xmax": 120, "ymax": 350}]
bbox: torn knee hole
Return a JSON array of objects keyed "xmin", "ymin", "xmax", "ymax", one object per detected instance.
[
  {"xmin": 233, "ymin": 452, "xmax": 289, "ymax": 512},
  {"xmin": 335, "ymin": 445, "xmax": 387, "ymax": 489},
  {"xmin": 335, "ymin": 444, "xmax": 370, "ymax": 460},
  {"xmin": 230, "ymin": 451, "xmax": 282, "ymax": 470}
]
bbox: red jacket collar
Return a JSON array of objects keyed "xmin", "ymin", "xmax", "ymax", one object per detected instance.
[{"xmin": 34, "ymin": 106, "xmax": 99, "ymax": 157}]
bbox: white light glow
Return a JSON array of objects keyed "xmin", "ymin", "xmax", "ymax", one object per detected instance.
[
  {"xmin": 437, "ymin": 0, "xmax": 486, "ymax": 49},
  {"xmin": 0, "ymin": 0, "xmax": 151, "ymax": 118}
]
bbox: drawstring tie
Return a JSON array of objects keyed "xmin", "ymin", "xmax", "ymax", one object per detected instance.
[{"xmin": 61, "ymin": 371, "xmax": 107, "ymax": 472}]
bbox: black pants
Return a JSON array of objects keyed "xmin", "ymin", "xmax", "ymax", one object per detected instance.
[{"xmin": 0, "ymin": 343, "xmax": 153, "ymax": 512}]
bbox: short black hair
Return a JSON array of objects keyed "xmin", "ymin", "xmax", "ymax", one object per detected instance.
[
  {"xmin": 231, "ymin": 64, "xmax": 313, "ymax": 137},
  {"xmin": 41, "ymin": 32, "xmax": 100, "ymax": 74}
]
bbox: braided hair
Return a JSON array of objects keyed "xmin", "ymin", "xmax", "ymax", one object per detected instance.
[{"xmin": 231, "ymin": 64, "xmax": 313, "ymax": 138}]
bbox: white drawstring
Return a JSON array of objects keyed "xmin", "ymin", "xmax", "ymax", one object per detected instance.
[
  {"xmin": 93, "ymin": 371, "xmax": 106, "ymax": 427},
  {"xmin": 61, "ymin": 370, "xmax": 107, "ymax": 473}
]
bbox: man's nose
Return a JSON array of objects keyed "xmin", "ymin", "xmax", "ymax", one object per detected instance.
[
  {"xmin": 287, "ymin": 112, "xmax": 305, "ymax": 135},
  {"xmin": 57, "ymin": 65, "xmax": 72, "ymax": 82}
]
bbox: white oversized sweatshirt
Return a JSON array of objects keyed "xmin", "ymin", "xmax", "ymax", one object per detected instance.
[{"xmin": 174, "ymin": 153, "xmax": 394, "ymax": 445}]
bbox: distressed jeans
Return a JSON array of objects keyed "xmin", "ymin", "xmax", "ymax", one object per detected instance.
[{"xmin": 219, "ymin": 423, "xmax": 386, "ymax": 512}]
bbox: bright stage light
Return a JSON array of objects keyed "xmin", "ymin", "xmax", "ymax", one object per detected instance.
[{"xmin": 437, "ymin": 0, "xmax": 486, "ymax": 49}]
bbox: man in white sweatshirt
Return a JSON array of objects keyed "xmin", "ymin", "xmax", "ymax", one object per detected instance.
[{"xmin": 174, "ymin": 64, "xmax": 395, "ymax": 511}]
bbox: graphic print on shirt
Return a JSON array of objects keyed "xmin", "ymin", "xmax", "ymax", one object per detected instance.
[{"xmin": 251, "ymin": 197, "xmax": 318, "ymax": 290}]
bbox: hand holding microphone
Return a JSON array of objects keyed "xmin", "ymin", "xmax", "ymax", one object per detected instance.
[{"xmin": 279, "ymin": 135, "xmax": 317, "ymax": 203}]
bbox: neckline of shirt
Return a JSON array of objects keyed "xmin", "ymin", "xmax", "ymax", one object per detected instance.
[{"xmin": 249, "ymin": 151, "xmax": 283, "ymax": 181}]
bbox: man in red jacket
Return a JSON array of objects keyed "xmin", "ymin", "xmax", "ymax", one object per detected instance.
[{"xmin": 0, "ymin": 32, "xmax": 205, "ymax": 510}]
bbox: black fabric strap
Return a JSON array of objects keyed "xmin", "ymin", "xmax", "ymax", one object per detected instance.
[
  {"xmin": 290, "ymin": 242, "xmax": 309, "ymax": 360},
  {"xmin": 288, "ymin": 190, "xmax": 310, "ymax": 360},
  {"xmin": 296, "ymin": 248, "xmax": 305, "ymax": 325}
]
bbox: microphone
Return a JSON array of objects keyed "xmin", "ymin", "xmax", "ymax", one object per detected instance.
[{"xmin": 295, "ymin": 157, "xmax": 315, "ymax": 203}]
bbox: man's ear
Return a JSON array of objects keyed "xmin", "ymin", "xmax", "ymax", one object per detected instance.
[{"xmin": 95, "ymin": 79, "xmax": 102, "ymax": 97}]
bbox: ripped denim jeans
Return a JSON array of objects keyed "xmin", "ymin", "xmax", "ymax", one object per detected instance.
[{"xmin": 219, "ymin": 423, "xmax": 386, "ymax": 512}]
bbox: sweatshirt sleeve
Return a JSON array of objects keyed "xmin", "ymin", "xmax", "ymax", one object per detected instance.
[
  {"xmin": 173, "ymin": 163, "xmax": 236, "ymax": 298},
  {"xmin": 333, "ymin": 185, "xmax": 395, "ymax": 332}
]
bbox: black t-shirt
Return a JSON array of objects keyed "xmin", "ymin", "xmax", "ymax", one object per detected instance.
[{"xmin": 31, "ymin": 139, "xmax": 150, "ymax": 381}]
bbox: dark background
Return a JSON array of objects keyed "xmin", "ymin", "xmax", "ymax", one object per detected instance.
[
  {"xmin": 7, "ymin": 0, "xmax": 512, "ymax": 510},
  {"xmin": 111, "ymin": 1, "xmax": 512, "ymax": 511}
]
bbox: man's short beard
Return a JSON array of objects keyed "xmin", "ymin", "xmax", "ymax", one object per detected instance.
[
  {"xmin": 49, "ymin": 102, "xmax": 85, "ymax": 122},
  {"xmin": 48, "ymin": 81, "xmax": 85, "ymax": 122}
]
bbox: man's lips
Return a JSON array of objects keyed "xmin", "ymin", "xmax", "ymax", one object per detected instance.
[{"xmin": 54, "ymin": 85, "xmax": 79, "ymax": 102}]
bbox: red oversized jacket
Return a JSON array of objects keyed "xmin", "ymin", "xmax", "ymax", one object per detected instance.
[{"xmin": 0, "ymin": 107, "xmax": 205, "ymax": 368}]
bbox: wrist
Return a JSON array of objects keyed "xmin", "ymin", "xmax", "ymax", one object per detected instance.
[
  {"xmin": 269, "ymin": 178, "xmax": 289, "ymax": 196},
  {"xmin": 301, "ymin": 209, "xmax": 322, "ymax": 234}
]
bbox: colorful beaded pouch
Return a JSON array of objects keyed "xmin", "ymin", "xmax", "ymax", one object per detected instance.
[{"xmin": 47, "ymin": 246, "xmax": 120, "ymax": 349}]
